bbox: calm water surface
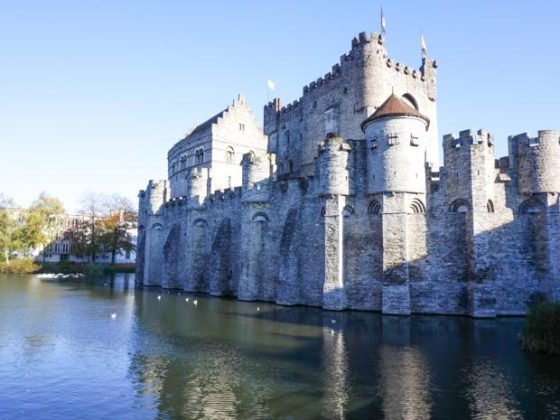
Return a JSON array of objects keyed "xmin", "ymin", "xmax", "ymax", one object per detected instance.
[{"xmin": 0, "ymin": 274, "xmax": 559, "ymax": 419}]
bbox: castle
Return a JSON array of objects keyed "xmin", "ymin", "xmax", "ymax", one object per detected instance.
[{"xmin": 136, "ymin": 31, "xmax": 560, "ymax": 317}]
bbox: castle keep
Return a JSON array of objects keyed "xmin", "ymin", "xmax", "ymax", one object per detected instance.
[{"xmin": 137, "ymin": 32, "xmax": 560, "ymax": 317}]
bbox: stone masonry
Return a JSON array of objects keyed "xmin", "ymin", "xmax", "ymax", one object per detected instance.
[{"xmin": 137, "ymin": 31, "xmax": 559, "ymax": 317}]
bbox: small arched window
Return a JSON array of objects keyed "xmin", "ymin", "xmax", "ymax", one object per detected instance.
[
  {"xmin": 487, "ymin": 200, "xmax": 495, "ymax": 213},
  {"xmin": 449, "ymin": 199, "xmax": 470, "ymax": 213},
  {"xmin": 402, "ymin": 93, "xmax": 419, "ymax": 111},
  {"xmin": 151, "ymin": 223, "xmax": 163, "ymax": 231},
  {"xmin": 368, "ymin": 200, "xmax": 382, "ymax": 215},
  {"xmin": 252, "ymin": 212, "xmax": 269, "ymax": 223},
  {"xmin": 225, "ymin": 146, "xmax": 235, "ymax": 164},
  {"xmin": 410, "ymin": 198, "xmax": 426, "ymax": 214},
  {"xmin": 342, "ymin": 206, "xmax": 355, "ymax": 218}
]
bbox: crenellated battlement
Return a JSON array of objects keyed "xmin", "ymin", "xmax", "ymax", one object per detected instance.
[
  {"xmin": 318, "ymin": 135, "xmax": 351, "ymax": 154},
  {"xmin": 274, "ymin": 175, "xmax": 317, "ymax": 197},
  {"xmin": 386, "ymin": 59, "xmax": 426, "ymax": 80},
  {"xmin": 443, "ymin": 129, "xmax": 495, "ymax": 151},
  {"xmin": 205, "ymin": 186, "xmax": 243, "ymax": 205},
  {"xmin": 302, "ymin": 65, "xmax": 343, "ymax": 95}
]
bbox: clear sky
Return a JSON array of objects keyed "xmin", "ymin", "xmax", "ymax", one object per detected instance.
[{"xmin": 1, "ymin": 0, "xmax": 558, "ymax": 211}]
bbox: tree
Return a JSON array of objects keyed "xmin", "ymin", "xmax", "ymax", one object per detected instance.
[
  {"xmin": 22, "ymin": 192, "xmax": 65, "ymax": 260},
  {"xmin": 73, "ymin": 192, "xmax": 137, "ymax": 263},
  {"xmin": 0, "ymin": 194, "xmax": 23, "ymax": 264},
  {"xmin": 75, "ymin": 192, "xmax": 105, "ymax": 262},
  {"xmin": 99, "ymin": 194, "xmax": 137, "ymax": 264}
]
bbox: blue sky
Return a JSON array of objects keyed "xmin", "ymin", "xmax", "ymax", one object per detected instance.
[{"xmin": 1, "ymin": 0, "xmax": 558, "ymax": 211}]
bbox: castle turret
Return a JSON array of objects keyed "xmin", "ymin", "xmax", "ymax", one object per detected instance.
[
  {"xmin": 509, "ymin": 130, "xmax": 560, "ymax": 300},
  {"xmin": 317, "ymin": 135, "xmax": 351, "ymax": 196},
  {"xmin": 241, "ymin": 151, "xmax": 275, "ymax": 203},
  {"xmin": 137, "ymin": 179, "xmax": 167, "ymax": 287},
  {"xmin": 443, "ymin": 129, "xmax": 497, "ymax": 317},
  {"xmin": 238, "ymin": 151, "xmax": 276, "ymax": 301},
  {"xmin": 361, "ymin": 94, "xmax": 430, "ymax": 315},
  {"xmin": 142, "ymin": 180, "xmax": 168, "ymax": 215},
  {"xmin": 316, "ymin": 135, "xmax": 351, "ymax": 310},
  {"xmin": 186, "ymin": 167, "xmax": 209, "ymax": 208},
  {"xmin": 362, "ymin": 93, "xmax": 430, "ymax": 195},
  {"xmin": 443, "ymin": 129, "xmax": 496, "ymax": 211},
  {"xmin": 509, "ymin": 130, "xmax": 560, "ymax": 194}
]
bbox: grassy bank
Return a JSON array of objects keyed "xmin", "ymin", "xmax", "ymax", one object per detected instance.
[
  {"xmin": 0, "ymin": 258, "xmax": 135, "ymax": 276},
  {"xmin": 519, "ymin": 302, "xmax": 560, "ymax": 356}
]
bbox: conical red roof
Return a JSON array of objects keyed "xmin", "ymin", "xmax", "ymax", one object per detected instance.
[{"xmin": 361, "ymin": 93, "xmax": 430, "ymax": 131}]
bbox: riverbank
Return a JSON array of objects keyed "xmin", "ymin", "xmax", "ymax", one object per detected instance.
[{"xmin": 0, "ymin": 258, "xmax": 135, "ymax": 276}]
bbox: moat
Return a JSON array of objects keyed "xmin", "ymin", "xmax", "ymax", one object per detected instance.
[{"xmin": 1, "ymin": 274, "xmax": 559, "ymax": 419}]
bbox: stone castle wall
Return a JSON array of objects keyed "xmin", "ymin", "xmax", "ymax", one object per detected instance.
[
  {"xmin": 138, "ymin": 128, "xmax": 560, "ymax": 317},
  {"xmin": 136, "ymin": 32, "xmax": 559, "ymax": 317}
]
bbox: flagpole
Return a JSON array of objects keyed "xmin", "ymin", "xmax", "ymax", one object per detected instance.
[
  {"xmin": 380, "ymin": 6, "xmax": 383, "ymax": 37},
  {"xmin": 380, "ymin": 6, "xmax": 387, "ymax": 39}
]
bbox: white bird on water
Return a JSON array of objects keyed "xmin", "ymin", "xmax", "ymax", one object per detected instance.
[
  {"xmin": 257, "ymin": 307, "xmax": 260, "ymax": 312},
  {"xmin": 157, "ymin": 295, "xmax": 161, "ymax": 301},
  {"xmin": 111, "ymin": 313, "xmax": 117, "ymax": 320},
  {"xmin": 185, "ymin": 298, "xmax": 189, "ymax": 302},
  {"xmin": 193, "ymin": 299, "xmax": 198, "ymax": 307},
  {"xmin": 331, "ymin": 319, "xmax": 336, "ymax": 324}
]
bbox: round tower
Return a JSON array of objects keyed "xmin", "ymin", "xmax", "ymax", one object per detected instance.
[
  {"xmin": 361, "ymin": 93, "xmax": 430, "ymax": 194},
  {"xmin": 317, "ymin": 135, "xmax": 351, "ymax": 196},
  {"xmin": 241, "ymin": 151, "xmax": 272, "ymax": 202},
  {"xmin": 512, "ymin": 130, "xmax": 560, "ymax": 194},
  {"xmin": 186, "ymin": 167, "xmax": 208, "ymax": 207}
]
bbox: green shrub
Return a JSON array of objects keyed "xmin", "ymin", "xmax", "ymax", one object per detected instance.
[
  {"xmin": 520, "ymin": 302, "xmax": 560, "ymax": 356},
  {"xmin": 0, "ymin": 258, "xmax": 40, "ymax": 274}
]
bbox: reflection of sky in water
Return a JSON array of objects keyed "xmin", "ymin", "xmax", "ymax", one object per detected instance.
[
  {"xmin": 380, "ymin": 345, "xmax": 432, "ymax": 420},
  {"xmin": 322, "ymin": 327, "xmax": 349, "ymax": 419},
  {"xmin": 464, "ymin": 359, "xmax": 521, "ymax": 419},
  {"xmin": 0, "ymin": 274, "xmax": 559, "ymax": 419}
]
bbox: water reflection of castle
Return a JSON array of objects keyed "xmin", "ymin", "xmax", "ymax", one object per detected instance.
[{"xmin": 130, "ymin": 296, "xmax": 536, "ymax": 419}]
